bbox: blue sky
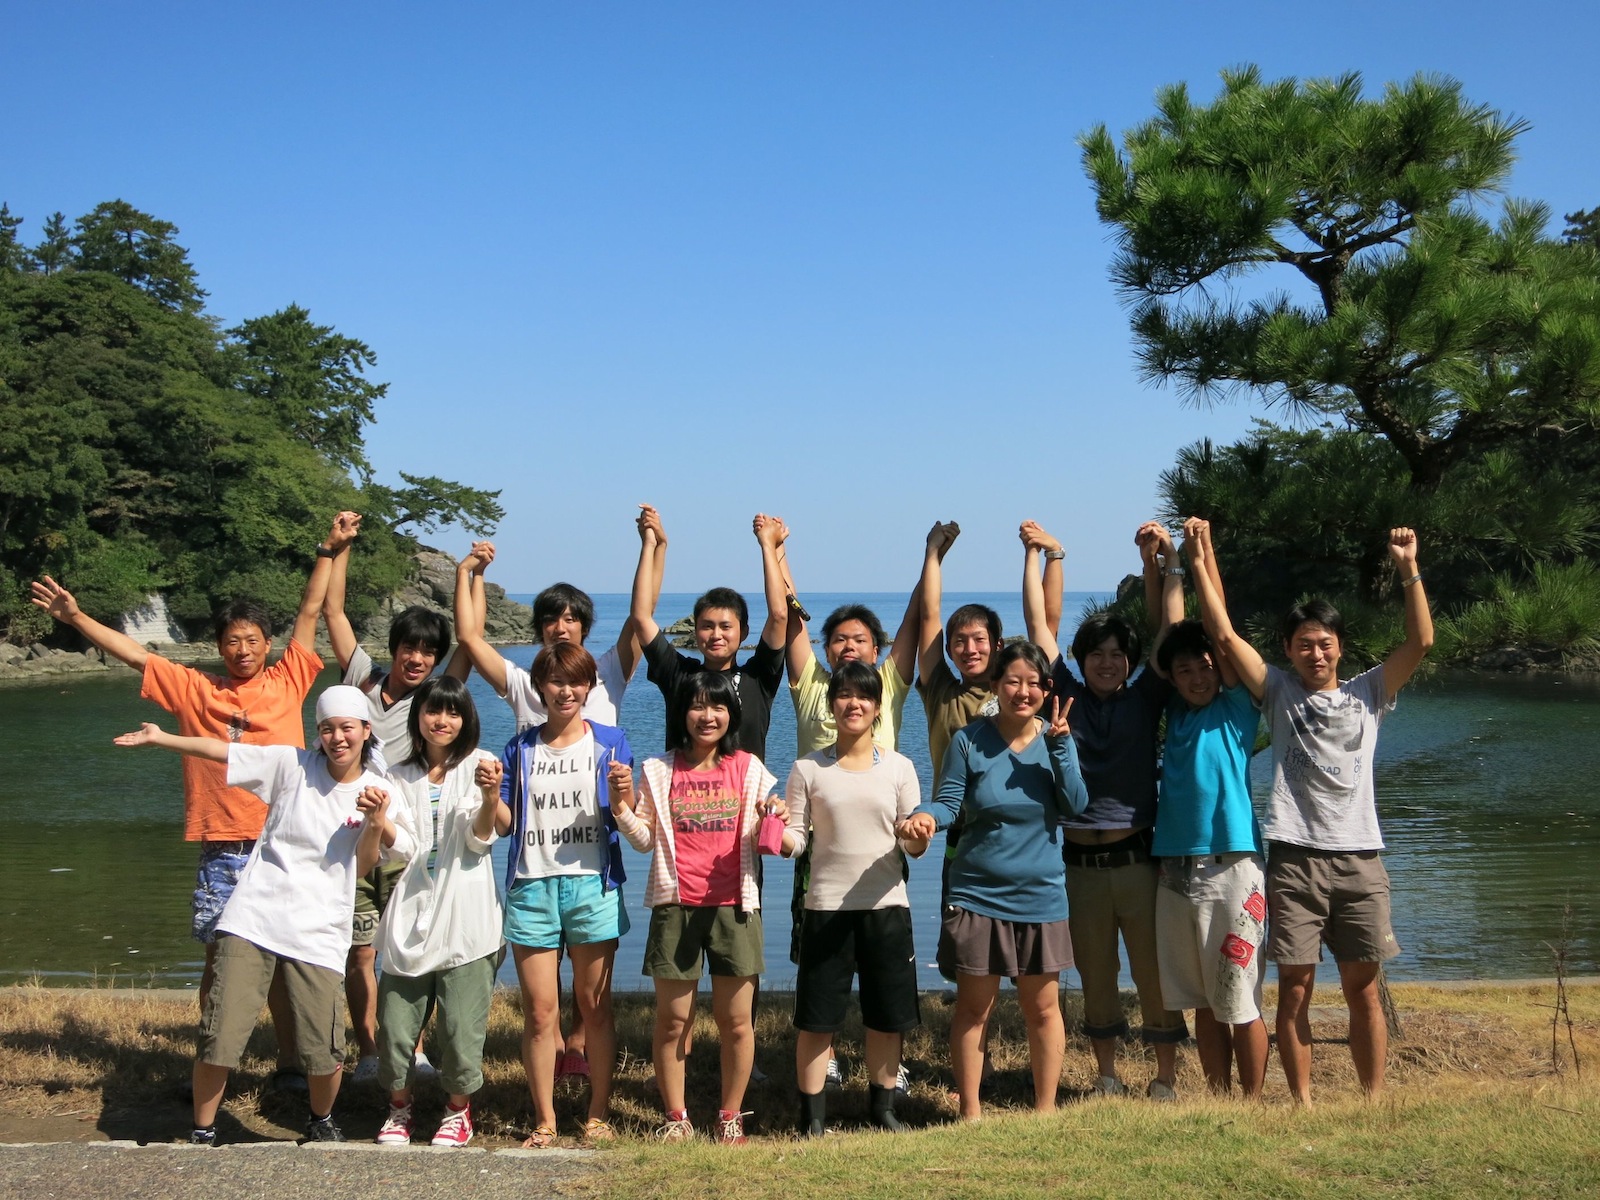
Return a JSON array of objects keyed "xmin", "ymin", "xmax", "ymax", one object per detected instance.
[{"xmin": 5, "ymin": 2, "xmax": 1597, "ymax": 594}]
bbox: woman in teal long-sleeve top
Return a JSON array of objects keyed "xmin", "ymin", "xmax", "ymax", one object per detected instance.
[{"xmin": 902, "ymin": 641, "xmax": 1087, "ymax": 1121}]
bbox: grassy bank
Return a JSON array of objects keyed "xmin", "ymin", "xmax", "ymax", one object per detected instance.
[{"xmin": 2, "ymin": 982, "xmax": 1597, "ymax": 1195}]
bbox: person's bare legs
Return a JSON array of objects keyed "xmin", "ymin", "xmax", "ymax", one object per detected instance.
[
  {"xmin": 512, "ymin": 945, "xmax": 561, "ymax": 1130},
  {"xmin": 796, "ymin": 1029, "xmax": 834, "ymax": 1094},
  {"xmin": 1232, "ymin": 1017, "xmax": 1269, "ymax": 1098},
  {"xmin": 950, "ymin": 974, "xmax": 999, "ymax": 1121},
  {"xmin": 652, "ymin": 978, "xmax": 697, "ymax": 1114},
  {"xmin": 1152, "ymin": 1041, "xmax": 1178, "ymax": 1089},
  {"xmin": 1016, "ymin": 974, "xmax": 1065, "ymax": 1112},
  {"xmin": 193, "ymin": 1061, "xmax": 229, "ymax": 1127},
  {"xmin": 1193, "ymin": 1007, "xmax": 1234, "ymax": 1092},
  {"xmin": 1276, "ymin": 964, "xmax": 1317, "ymax": 1104},
  {"xmin": 567, "ymin": 941, "xmax": 617, "ymax": 1122},
  {"xmin": 1339, "ymin": 961, "xmax": 1386, "ymax": 1096},
  {"xmin": 863, "ymin": 1029, "xmax": 903, "ymax": 1089},
  {"xmin": 346, "ymin": 944, "xmax": 380, "ymax": 1058},
  {"xmin": 710, "ymin": 975, "xmax": 756, "ymax": 1113}
]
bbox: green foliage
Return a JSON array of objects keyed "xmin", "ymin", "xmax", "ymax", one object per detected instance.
[
  {"xmin": 0, "ymin": 199, "xmax": 502, "ymax": 642},
  {"xmin": 1435, "ymin": 562, "xmax": 1600, "ymax": 660},
  {"xmin": 1565, "ymin": 207, "xmax": 1600, "ymax": 250},
  {"xmin": 1082, "ymin": 68, "xmax": 1600, "ymax": 492}
]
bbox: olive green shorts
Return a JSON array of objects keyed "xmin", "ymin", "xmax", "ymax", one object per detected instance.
[
  {"xmin": 643, "ymin": 905, "xmax": 764, "ymax": 980},
  {"xmin": 351, "ymin": 860, "xmax": 406, "ymax": 947}
]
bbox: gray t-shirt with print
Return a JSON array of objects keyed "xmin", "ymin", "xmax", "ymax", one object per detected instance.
[
  {"xmin": 1261, "ymin": 663, "xmax": 1393, "ymax": 852},
  {"xmin": 344, "ymin": 645, "xmax": 414, "ymax": 772}
]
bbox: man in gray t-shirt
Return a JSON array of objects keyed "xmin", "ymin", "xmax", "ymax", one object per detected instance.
[{"xmin": 1182, "ymin": 519, "xmax": 1433, "ymax": 1105}]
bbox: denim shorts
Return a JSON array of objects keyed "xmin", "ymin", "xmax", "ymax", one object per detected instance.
[
  {"xmin": 191, "ymin": 841, "xmax": 255, "ymax": 944},
  {"xmin": 504, "ymin": 874, "xmax": 629, "ymax": 950}
]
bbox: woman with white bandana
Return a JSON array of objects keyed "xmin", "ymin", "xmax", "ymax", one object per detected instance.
[{"xmin": 114, "ymin": 684, "xmax": 400, "ymax": 1147}]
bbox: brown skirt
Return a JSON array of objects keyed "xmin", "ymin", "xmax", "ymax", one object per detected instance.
[{"xmin": 936, "ymin": 905, "xmax": 1074, "ymax": 979}]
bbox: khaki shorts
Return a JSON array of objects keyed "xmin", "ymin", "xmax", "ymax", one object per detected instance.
[
  {"xmin": 198, "ymin": 934, "xmax": 343, "ymax": 1075},
  {"xmin": 351, "ymin": 861, "xmax": 405, "ymax": 947},
  {"xmin": 1266, "ymin": 843, "xmax": 1400, "ymax": 964},
  {"xmin": 643, "ymin": 905, "xmax": 764, "ymax": 980}
]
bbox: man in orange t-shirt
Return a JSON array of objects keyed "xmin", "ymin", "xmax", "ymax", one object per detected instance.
[{"xmin": 31, "ymin": 515, "xmax": 356, "ymax": 1036}]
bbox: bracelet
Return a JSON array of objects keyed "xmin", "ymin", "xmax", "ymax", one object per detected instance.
[
  {"xmin": 1044, "ymin": 549, "xmax": 1065, "ymax": 562},
  {"xmin": 1400, "ymin": 572, "xmax": 1422, "ymax": 587},
  {"xmin": 315, "ymin": 545, "xmax": 338, "ymax": 559},
  {"xmin": 1161, "ymin": 566, "xmax": 1186, "ymax": 578}
]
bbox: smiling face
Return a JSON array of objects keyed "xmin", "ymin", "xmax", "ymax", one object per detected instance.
[
  {"xmin": 1285, "ymin": 620, "xmax": 1342, "ymax": 691},
  {"xmin": 949, "ymin": 620, "xmax": 994, "ymax": 684},
  {"xmin": 217, "ymin": 620, "xmax": 270, "ymax": 681},
  {"xmin": 418, "ymin": 702, "xmax": 464, "ymax": 751},
  {"xmin": 825, "ymin": 619, "xmax": 879, "ymax": 669},
  {"xmin": 540, "ymin": 606, "xmax": 585, "ymax": 648},
  {"xmin": 536, "ymin": 668, "xmax": 592, "ymax": 722},
  {"xmin": 317, "ymin": 715, "xmax": 371, "ymax": 774},
  {"xmin": 830, "ymin": 686, "xmax": 880, "ymax": 738},
  {"xmin": 391, "ymin": 640, "xmax": 439, "ymax": 693},
  {"xmin": 994, "ymin": 657, "xmax": 1048, "ymax": 723},
  {"xmin": 686, "ymin": 697, "xmax": 731, "ymax": 751},
  {"xmin": 694, "ymin": 607, "xmax": 742, "ymax": 668},
  {"xmin": 1169, "ymin": 649, "xmax": 1221, "ymax": 709},
  {"xmin": 1083, "ymin": 634, "xmax": 1132, "ymax": 699}
]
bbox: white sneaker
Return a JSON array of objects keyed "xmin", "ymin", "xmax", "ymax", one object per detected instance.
[
  {"xmin": 1147, "ymin": 1079, "xmax": 1178, "ymax": 1102},
  {"xmin": 894, "ymin": 1063, "xmax": 910, "ymax": 1096},
  {"xmin": 1092, "ymin": 1074, "xmax": 1127, "ymax": 1096},
  {"xmin": 375, "ymin": 1102, "xmax": 412, "ymax": 1146},
  {"xmin": 349, "ymin": 1055, "xmax": 381, "ymax": 1085},
  {"xmin": 410, "ymin": 1051, "xmax": 439, "ymax": 1083}
]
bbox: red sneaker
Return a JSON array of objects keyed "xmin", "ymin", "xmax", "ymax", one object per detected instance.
[
  {"xmin": 376, "ymin": 1102, "xmax": 412, "ymax": 1146},
  {"xmin": 431, "ymin": 1103, "xmax": 473, "ymax": 1148},
  {"xmin": 715, "ymin": 1109, "xmax": 751, "ymax": 1145}
]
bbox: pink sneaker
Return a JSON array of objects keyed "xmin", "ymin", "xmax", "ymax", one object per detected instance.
[
  {"xmin": 715, "ymin": 1109, "xmax": 751, "ymax": 1145},
  {"xmin": 431, "ymin": 1103, "xmax": 473, "ymax": 1148},
  {"xmin": 376, "ymin": 1102, "xmax": 412, "ymax": 1146}
]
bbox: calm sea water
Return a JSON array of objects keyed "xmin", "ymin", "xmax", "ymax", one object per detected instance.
[{"xmin": 2, "ymin": 590, "xmax": 1596, "ymax": 992}]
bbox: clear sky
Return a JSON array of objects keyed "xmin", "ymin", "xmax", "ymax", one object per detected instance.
[{"xmin": 5, "ymin": 2, "xmax": 1596, "ymax": 594}]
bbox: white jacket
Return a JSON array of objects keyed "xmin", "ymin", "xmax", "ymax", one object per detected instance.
[{"xmin": 377, "ymin": 751, "xmax": 505, "ymax": 976}]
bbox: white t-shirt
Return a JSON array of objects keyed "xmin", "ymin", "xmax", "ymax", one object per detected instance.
[
  {"xmin": 1261, "ymin": 664, "xmax": 1394, "ymax": 852},
  {"xmin": 218, "ymin": 745, "xmax": 392, "ymax": 973},
  {"xmin": 513, "ymin": 732, "xmax": 605, "ymax": 879},
  {"xmin": 343, "ymin": 645, "xmax": 412, "ymax": 771},
  {"xmin": 501, "ymin": 644, "xmax": 631, "ymax": 730}
]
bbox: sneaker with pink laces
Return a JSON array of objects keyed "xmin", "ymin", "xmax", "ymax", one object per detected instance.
[
  {"xmin": 715, "ymin": 1109, "xmax": 751, "ymax": 1145},
  {"xmin": 431, "ymin": 1102, "xmax": 473, "ymax": 1147},
  {"xmin": 376, "ymin": 1102, "xmax": 413, "ymax": 1146}
]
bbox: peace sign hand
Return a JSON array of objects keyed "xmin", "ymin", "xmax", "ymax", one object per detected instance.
[{"xmin": 1043, "ymin": 696, "xmax": 1074, "ymax": 740}]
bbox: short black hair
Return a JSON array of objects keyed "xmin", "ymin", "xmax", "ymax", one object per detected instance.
[
  {"xmin": 826, "ymin": 658, "xmax": 883, "ymax": 707},
  {"xmin": 1156, "ymin": 619, "xmax": 1214, "ymax": 675},
  {"xmin": 946, "ymin": 603, "xmax": 1002, "ymax": 648},
  {"xmin": 534, "ymin": 583, "xmax": 596, "ymax": 641},
  {"xmin": 213, "ymin": 600, "xmax": 273, "ymax": 642},
  {"xmin": 389, "ymin": 605, "xmax": 451, "ymax": 660},
  {"xmin": 665, "ymin": 670, "xmax": 742, "ymax": 756},
  {"xmin": 694, "ymin": 587, "xmax": 750, "ymax": 640},
  {"xmin": 402, "ymin": 676, "xmax": 480, "ymax": 772},
  {"xmin": 993, "ymin": 639, "xmax": 1053, "ymax": 686},
  {"xmin": 1282, "ymin": 598, "xmax": 1346, "ymax": 646},
  {"xmin": 822, "ymin": 604, "xmax": 887, "ymax": 654},
  {"xmin": 1070, "ymin": 612, "xmax": 1143, "ymax": 672}
]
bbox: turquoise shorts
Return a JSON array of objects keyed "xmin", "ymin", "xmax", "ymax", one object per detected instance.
[{"xmin": 504, "ymin": 874, "xmax": 630, "ymax": 950}]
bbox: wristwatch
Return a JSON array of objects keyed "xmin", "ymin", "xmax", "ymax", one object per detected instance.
[
  {"xmin": 1044, "ymin": 549, "xmax": 1066, "ymax": 562},
  {"xmin": 316, "ymin": 545, "xmax": 338, "ymax": 559}
]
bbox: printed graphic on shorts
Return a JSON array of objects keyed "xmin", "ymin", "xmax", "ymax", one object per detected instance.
[
  {"xmin": 516, "ymin": 737, "xmax": 602, "ymax": 878},
  {"xmin": 1220, "ymin": 931, "xmax": 1255, "ymax": 969},
  {"xmin": 1241, "ymin": 886, "xmax": 1266, "ymax": 926}
]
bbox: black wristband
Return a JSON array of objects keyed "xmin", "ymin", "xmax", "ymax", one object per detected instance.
[{"xmin": 315, "ymin": 545, "xmax": 337, "ymax": 559}]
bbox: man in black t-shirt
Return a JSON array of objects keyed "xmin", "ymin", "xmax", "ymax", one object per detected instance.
[{"xmin": 629, "ymin": 505, "xmax": 787, "ymax": 760}]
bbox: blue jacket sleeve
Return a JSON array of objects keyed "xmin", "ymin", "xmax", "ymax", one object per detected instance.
[
  {"xmin": 915, "ymin": 730, "xmax": 970, "ymax": 831},
  {"xmin": 1045, "ymin": 733, "xmax": 1088, "ymax": 819}
]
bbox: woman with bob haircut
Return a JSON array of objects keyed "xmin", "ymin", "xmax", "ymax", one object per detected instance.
[
  {"xmin": 610, "ymin": 670, "xmax": 786, "ymax": 1145},
  {"xmin": 902, "ymin": 640, "xmax": 1087, "ymax": 1122}
]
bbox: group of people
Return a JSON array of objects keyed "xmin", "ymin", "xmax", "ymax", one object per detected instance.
[{"xmin": 30, "ymin": 502, "xmax": 1433, "ymax": 1147}]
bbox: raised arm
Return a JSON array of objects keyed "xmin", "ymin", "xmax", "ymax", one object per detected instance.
[
  {"xmin": 1183, "ymin": 518, "xmax": 1267, "ymax": 699},
  {"xmin": 630, "ymin": 505, "xmax": 667, "ymax": 647},
  {"xmin": 1022, "ymin": 520, "xmax": 1066, "ymax": 639},
  {"xmin": 1020, "ymin": 521, "xmax": 1063, "ymax": 663},
  {"xmin": 454, "ymin": 542, "xmax": 509, "ymax": 694},
  {"xmin": 1381, "ymin": 527, "xmax": 1434, "ymax": 702},
  {"xmin": 320, "ymin": 511, "xmax": 364, "ymax": 671},
  {"xmin": 291, "ymin": 515, "xmax": 348, "ymax": 651},
  {"xmin": 766, "ymin": 515, "xmax": 815, "ymax": 683},
  {"xmin": 613, "ymin": 507, "xmax": 666, "ymax": 680},
  {"xmin": 1136, "ymin": 521, "xmax": 1184, "ymax": 670},
  {"xmin": 112, "ymin": 722, "xmax": 230, "ymax": 761},
  {"xmin": 883, "ymin": 562, "xmax": 923, "ymax": 686},
  {"xmin": 916, "ymin": 521, "xmax": 960, "ymax": 683},
  {"xmin": 30, "ymin": 577, "xmax": 150, "ymax": 671},
  {"xmin": 753, "ymin": 512, "xmax": 789, "ymax": 651}
]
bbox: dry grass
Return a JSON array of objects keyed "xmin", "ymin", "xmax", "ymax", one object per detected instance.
[{"xmin": 2, "ymin": 980, "xmax": 1597, "ymax": 1154}]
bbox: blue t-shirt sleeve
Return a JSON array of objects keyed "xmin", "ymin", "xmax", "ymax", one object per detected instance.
[
  {"xmin": 918, "ymin": 729, "xmax": 970, "ymax": 830},
  {"xmin": 1046, "ymin": 733, "xmax": 1089, "ymax": 819}
]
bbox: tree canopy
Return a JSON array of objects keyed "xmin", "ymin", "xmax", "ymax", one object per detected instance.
[
  {"xmin": 0, "ymin": 200, "xmax": 503, "ymax": 641},
  {"xmin": 1081, "ymin": 67, "xmax": 1600, "ymax": 492}
]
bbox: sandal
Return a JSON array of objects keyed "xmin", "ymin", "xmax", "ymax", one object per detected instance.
[
  {"xmin": 522, "ymin": 1124, "xmax": 558, "ymax": 1149},
  {"xmin": 581, "ymin": 1117, "xmax": 617, "ymax": 1144}
]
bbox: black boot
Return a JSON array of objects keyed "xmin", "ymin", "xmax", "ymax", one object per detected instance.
[
  {"xmin": 869, "ymin": 1082, "xmax": 903, "ymax": 1131},
  {"xmin": 798, "ymin": 1089, "xmax": 826, "ymax": 1137}
]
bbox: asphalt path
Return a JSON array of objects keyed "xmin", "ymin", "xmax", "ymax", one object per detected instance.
[{"xmin": 0, "ymin": 1141, "xmax": 599, "ymax": 1200}]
